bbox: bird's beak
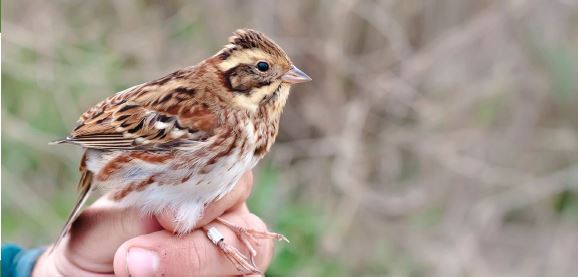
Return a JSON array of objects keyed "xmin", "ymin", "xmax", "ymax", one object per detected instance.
[{"xmin": 282, "ymin": 65, "xmax": 312, "ymax": 84}]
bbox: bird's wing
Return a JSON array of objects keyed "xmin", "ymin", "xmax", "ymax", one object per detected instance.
[{"xmin": 55, "ymin": 71, "xmax": 220, "ymax": 150}]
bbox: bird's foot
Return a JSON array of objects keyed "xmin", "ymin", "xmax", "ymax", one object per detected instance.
[
  {"xmin": 216, "ymin": 217, "xmax": 289, "ymax": 259},
  {"xmin": 205, "ymin": 226, "xmax": 261, "ymax": 274}
]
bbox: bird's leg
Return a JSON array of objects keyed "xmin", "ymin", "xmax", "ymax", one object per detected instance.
[
  {"xmin": 204, "ymin": 226, "xmax": 261, "ymax": 274},
  {"xmin": 216, "ymin": 217, "xmax": 289, "ymax": 260}
]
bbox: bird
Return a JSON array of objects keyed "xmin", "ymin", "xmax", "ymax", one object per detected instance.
[{"xmin": 50, "ymin": 28, "xmax": 311, "ymax": 274}]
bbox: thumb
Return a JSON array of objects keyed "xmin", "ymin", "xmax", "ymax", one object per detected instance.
[{"xmin": 52, "ymin": 197, "xmax": 162, "ymax": 274}]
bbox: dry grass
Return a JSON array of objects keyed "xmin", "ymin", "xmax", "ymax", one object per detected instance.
[{"xmin": 3, "ymin": 0, "xmax": 578, "ymax": 276}]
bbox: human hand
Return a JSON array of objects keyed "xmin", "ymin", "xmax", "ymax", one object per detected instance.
[{"xmin": 32, "ymin": 171, "xmax": 274, "ymax": 276}]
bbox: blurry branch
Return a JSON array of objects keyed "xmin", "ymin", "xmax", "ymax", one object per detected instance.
[
  {"xmin": 354, "ymin": 0, "xmax": 413, "ymax": 62},
  {"xmin": 273, "ymin": 137, "xmax": 341, "ymax": 161},
  {"xmin": 472, "ymin": 164, "xmax": 578, "ymax": 230},
  {"xmin": 433, "ymin": 164, "xmax": 578, "ymax": 276},
  {"xmin": 323, "ymin": 100, "xmax": 368, "ymax": 253},
  {"xmin": 534, "ymin": 128, "xmax": 578, "ymax": 152},
  {"xmin": 419, "ymin": 129, "xmax": 534, "ymax": 186},
  {"xmin": 398, "ymin": 9, "xmax": 502, "ymax": 80}
]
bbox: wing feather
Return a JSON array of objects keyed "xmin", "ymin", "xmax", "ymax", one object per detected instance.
[{"xmin": 58, "ymin": 75, "xmax": 219, "ymax": 150}]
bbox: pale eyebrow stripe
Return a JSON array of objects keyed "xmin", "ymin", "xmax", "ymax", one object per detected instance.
[{"xmin": 217, "ymin": 48, "xmax": 270, "ymax": 71}]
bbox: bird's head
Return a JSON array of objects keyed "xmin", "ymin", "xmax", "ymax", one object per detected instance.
[{"xmin": 212, "ymin": 29, "xmax": 311, "ymax": 112}]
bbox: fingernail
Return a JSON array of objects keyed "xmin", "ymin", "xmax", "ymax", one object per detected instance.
[{"xmin": 127, "ymin": 248, "xmax": 159, "ymax": 277}]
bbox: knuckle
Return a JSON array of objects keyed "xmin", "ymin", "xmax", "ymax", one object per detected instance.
[
  {"xmin": 244, "ymin": 214, "xmax": 274, "ymax": 267},
  {"xmin": 239, "ymin": 179, "xmax": 253, "ymax": 201},
  {"xmin": 247, "ymin": 213, "xmax": 267, "ymax": 230},
  {"xmin": 257, "ymin": 236, "xmax": 275, "ymax": 268}
]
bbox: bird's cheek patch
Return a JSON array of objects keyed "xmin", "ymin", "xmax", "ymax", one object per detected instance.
[
  {"xmin": 224, "ymin": 66, "xmax": 262, "ymax": 93},
  {"xmin": 228, "ymin": 75, "xmax": 242, "ymax": 91},
  {"xmin": 228, "ymin": 74, "xmax": 255, "ymax": 93}
]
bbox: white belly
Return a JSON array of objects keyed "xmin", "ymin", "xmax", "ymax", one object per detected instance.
[{"xmin": 85, "ymin": 131, "xmax": 261, "ymax": 234}]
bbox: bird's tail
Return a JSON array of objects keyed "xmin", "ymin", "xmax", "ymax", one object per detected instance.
[{"xmin": 50, "ymin": 170, "xmax": 93, "ymax": 253}]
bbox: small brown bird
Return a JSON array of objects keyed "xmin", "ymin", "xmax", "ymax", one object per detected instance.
[{"xmin": 51, "ymin": 29, "xmax": 310, "ymax": 273}]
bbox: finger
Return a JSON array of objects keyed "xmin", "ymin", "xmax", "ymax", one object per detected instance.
[
  {"xmin": 54, "ymin": 197, "xmax": 162, "ymax": 274},
  {"xmin": 156, "ymin": 170, "xmax": 253, "ymax": 232},
  {"xmin": 114, "ymin": 208, "xmax": 274, "ymax": 276}
]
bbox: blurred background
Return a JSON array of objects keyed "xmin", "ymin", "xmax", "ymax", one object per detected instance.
[{"xmin": 3, "ymin": 0, "xmax": 578, "ymax": 276}]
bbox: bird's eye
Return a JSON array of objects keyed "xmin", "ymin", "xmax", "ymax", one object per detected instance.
[{"xmin": 256, "ymin": 61, "xmax": 269, "ymax": 72}]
